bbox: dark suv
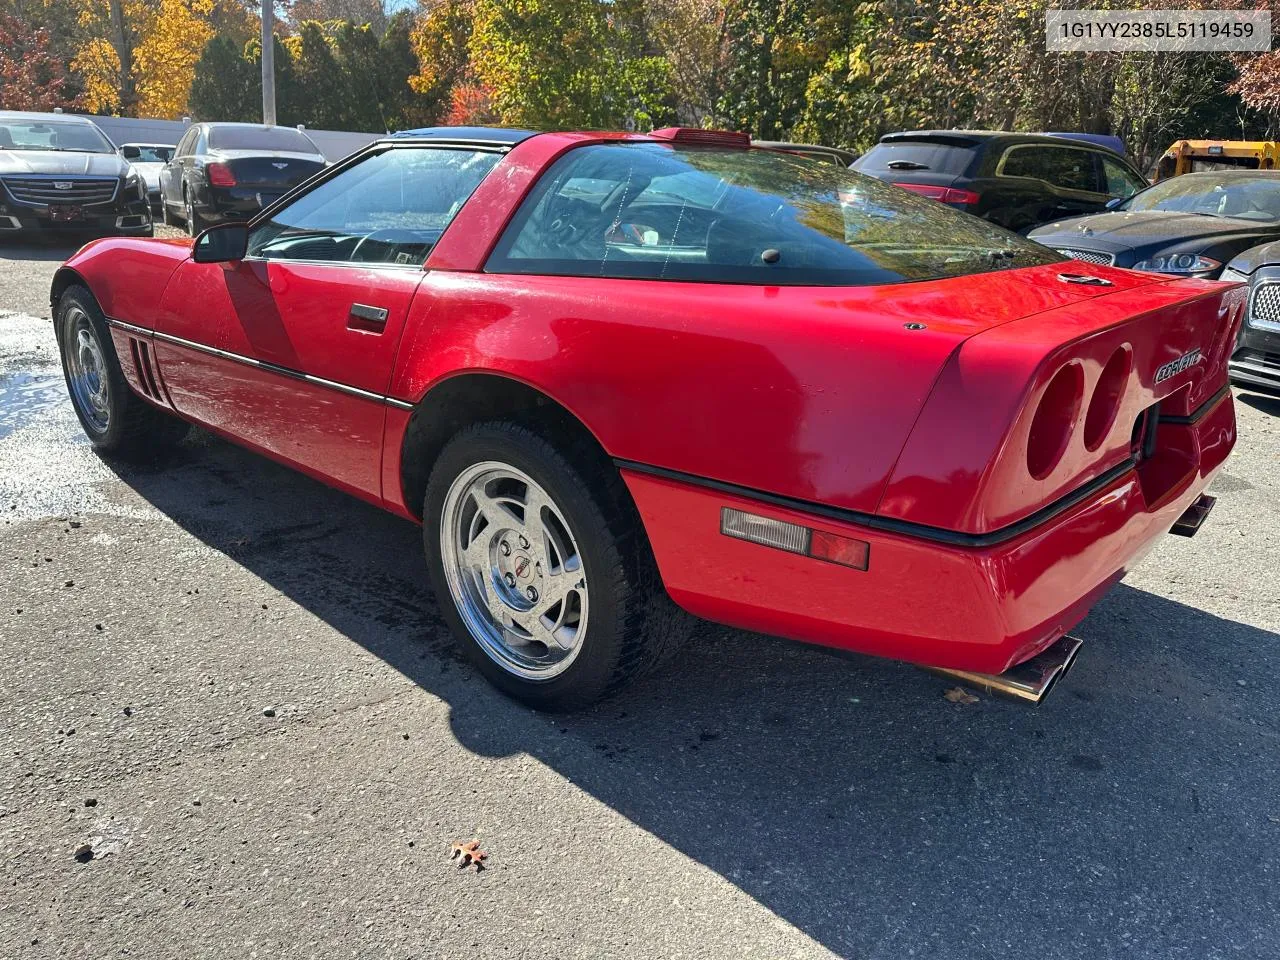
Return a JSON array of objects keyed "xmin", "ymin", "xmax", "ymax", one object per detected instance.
[
  {"xmin": 854, "ymin": 131, "xmax": 1148, "ymax": 233},
  {"xmin": 0, "ymin": 111, "xmax": 152, "ymax": 238}
]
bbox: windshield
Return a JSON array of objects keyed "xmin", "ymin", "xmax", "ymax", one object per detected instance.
[
  {"xmin": 209, "ymin": 126, "xmax": 317, "ymax": 153},
  {"xmin": 0, "ymin": 120, "xmax": 114, "ymax": 154},
  {"xmin": 1122, "ymin": 174, "xmax": 1280, "ymax": 222},
  {"xmin": 121, "ymin": 144, "xmax": 173, "ymax": 163},
  {"xmin": 490, "ymin": 142, "xmax": 1060, "ymax": 286}
]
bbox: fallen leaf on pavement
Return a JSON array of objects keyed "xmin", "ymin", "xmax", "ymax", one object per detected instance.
[
  {"xmin": 449, "ymin": 839, "xmax": 487, "ymax": 870},
  {"xmin": 944, "ymin": 686, "xmax": 979, "ymax": 705}
]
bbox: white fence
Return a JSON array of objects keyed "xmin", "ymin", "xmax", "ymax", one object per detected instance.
[{"xmin": 74, "ymin": 114, "xmax": 381, "ymax": 163}]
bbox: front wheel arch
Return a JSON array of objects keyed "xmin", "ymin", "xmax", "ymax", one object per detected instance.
[{"xmin": 50, "ymin": 266, "xmax": 91, "ymax": 323}]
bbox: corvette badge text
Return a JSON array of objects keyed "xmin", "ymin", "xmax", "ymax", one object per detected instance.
[{"xmin": 1155, "ymin": 349, "xmax": 1203, "ymax": 384}]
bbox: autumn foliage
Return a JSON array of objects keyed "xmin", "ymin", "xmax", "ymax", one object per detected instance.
[{"xmin": 0, "ymin": 0, "xmax": 1277, "ymax": 165}]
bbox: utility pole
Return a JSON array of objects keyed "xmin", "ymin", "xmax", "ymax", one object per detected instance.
[{"xmin": 261, "ymin": 0, "xmax": 276, "ymax": 126}]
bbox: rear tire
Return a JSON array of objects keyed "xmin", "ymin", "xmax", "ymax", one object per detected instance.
[
  {"xmin": 423, "ymin": 421, "xmax": 688, "ymax": 711},
  {"xmin": 183, "ymin": 188, "xmax": 205, "ymax": 237},
  {"xmin": 56, "ymin": 285, "xmax": 189, "ymax": 457}
]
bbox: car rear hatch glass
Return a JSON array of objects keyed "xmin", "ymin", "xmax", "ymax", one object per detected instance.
[{"xmin": 854, "ymin": 137, "xmax": 977, "ymax": 182}]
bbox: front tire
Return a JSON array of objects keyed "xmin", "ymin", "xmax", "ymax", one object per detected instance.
[
  {"xmin": 423, "ymin": 422, "xmax": 685, "ymax": 711},
  {"xmin": 56, "ymin": 285, "xmax": 189, "ymax": 456}
]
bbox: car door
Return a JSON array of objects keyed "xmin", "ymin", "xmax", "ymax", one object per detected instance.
[
  {"xmin": 152, "ymin": 144, "xmax": 504, "ymax": 499},
  {"xmin": 160, "ymin": 128, "xmax": 194, "ymax": 208}
]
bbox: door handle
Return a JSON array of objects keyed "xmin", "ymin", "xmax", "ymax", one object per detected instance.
[{"xmin": 348, "ymin": 303, "xmax": 388, "ymax": 332}]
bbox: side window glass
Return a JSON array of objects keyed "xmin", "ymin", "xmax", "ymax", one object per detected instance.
[
  {"xmin": 247, "ymin": 146, "xmax": 502, "ymax": 265},
  {"xmin": 175, "ymin": 130, "xmax": 194, "ymax": 157},
  {"xmin": 1102, "ymin": 157, "xmax": 1145, "ymax": 197},
  {"xmin": 1001, "ymin": 146, "xmax": 1101, "ymax": 193}
]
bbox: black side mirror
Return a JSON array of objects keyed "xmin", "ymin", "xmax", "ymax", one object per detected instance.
[{"xmin": 193, "ymin": 222, "xmax": 248, "ymax": 263}]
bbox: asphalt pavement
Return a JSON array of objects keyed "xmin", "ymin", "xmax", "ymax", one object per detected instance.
[{"xmin": 2, "ymin": 235, "xmax": 1279, "ymax": 960}]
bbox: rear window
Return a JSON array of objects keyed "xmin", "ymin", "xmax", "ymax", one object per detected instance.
[
  {"xmin": 487, "ymin": 142, "xmax": 1060, "ymax": 286},
  {"xmin": 854, "ymin": 140, "xmax": 974, "ymax": 176},
  {"xmin": 208, "ymin": 126, "xmax": 317, "ymax": 153},
  {"xmin": 121, "ymin": 144, "xmax": 173, "ymax": 163}
]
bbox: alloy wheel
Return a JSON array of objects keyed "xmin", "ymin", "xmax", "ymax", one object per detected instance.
[
  {"xmin": 439, "ymin": 461, "xmax": 589, "ymax": 681},
  {"xmin": 65, "ymin": 307, "xmax": 110, "ymax": 434}
]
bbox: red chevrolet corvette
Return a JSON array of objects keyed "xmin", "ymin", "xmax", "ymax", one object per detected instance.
[{"xmin": 52, "ymin": 126, "xmax": 1245, "ymax": 709}]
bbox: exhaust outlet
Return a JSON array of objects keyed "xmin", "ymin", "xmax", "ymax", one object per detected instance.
[
  {"xmin": 1170, "ymin": 494, "xmax": 1215, "ymax": 537},
  {"xmin": 924, "ymin": 635, "xmax": 1083, "ymax": 705}
]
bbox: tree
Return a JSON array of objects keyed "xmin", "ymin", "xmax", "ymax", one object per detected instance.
[
  {"xmin": 409, "ymin": 0, "xmax": 474, "ymax": 125},
  {"xmin": 284, "ymin": 21, "xmax": 344, "ymax": 127},
  {"xmin": 285, "ymin": 0, "xmax": 388, "ymax": 33},
  {"xmin": 188, "ymin": 33, "xmax": 258, "ymax": 120},
  {"xmin": 377, "ymin": 10, "xmax": 426, "ymax": 128},
  {"xmin": 0, "ymin": 14, "xmax": 85, "ymax": 110},
  {"xmin": 71, "ymin": 0, "xmax": 150, "ymax": 115},
  {"xmin": 468, "ymin": 0, "xmax": 673, "ymax": 129},
  {"xmin": 645, "ymin": 0, "xmax": 730, "ymax": 126},
  {"xmin": 133, "ymin": 0, "xmax": 214, "ymax": 118}
]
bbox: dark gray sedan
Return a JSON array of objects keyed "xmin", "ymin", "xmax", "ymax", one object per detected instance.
[{"xmin": 1029, "ymin": 171, "xmax": 1280, "ymax": 279}]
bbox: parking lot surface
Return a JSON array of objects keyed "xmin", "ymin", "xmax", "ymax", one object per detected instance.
[{"xmin": 2, "ymin": 236, "xmax": 1279, "ymax": 959}]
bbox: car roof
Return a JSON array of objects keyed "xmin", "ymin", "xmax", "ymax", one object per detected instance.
[
  {"xmin": 120, "ymin": 142, "xmax": 173, "ymax": 148},
  {"xmin": 878, "ymin": 130, "xmax": 1121, "ymax": 150},
  {"xmin": 387, "ymin": 126, "xmax": 539, "ymax": 146},
  {"xmin": 1167, "ymin": 170, "xmax": 1280, "ymax": 179},
  {"xmin": 754, "ymin": 141, "xmax": 858, "ymax": 164},
  {"xmin": 0, "ymin": 111, "xmax": 100, "ymax": 125}
]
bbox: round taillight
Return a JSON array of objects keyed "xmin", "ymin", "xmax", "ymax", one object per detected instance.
[
  {"xmin": 1027, "ymin": 363, "xmax": 1084, "ymax": 480},
  {"xmin": 1084, "ymin": 347, "xmax": 1131, "ymax": 451}
]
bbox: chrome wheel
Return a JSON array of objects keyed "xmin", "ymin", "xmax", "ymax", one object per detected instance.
[
  {"xmin": 65, "ymin": 308, "xmax": 110, "ymax": 434},
  {"xmin": 440, "ymin": 461, "xmax": 589, "ymax": 681}
]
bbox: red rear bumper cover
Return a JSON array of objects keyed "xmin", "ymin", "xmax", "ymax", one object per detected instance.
[{"xmin": 623, "ymin": 392, "xmax": 1235, "ymax": 674}]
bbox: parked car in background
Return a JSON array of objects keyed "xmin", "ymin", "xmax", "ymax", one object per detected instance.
[
  {"xmin": 0, "ymin": 111, "xmax": 151, "ymax": 239},
  {"xmin": 1029, "ymin": 171, "xmax": 1280, "ymax": 279},
  {"xmin": 159, "ymin": 123, "xmax": 326, "ymax": 236},
  {"xmin": 1220, "ymin": 240, "xmax": 1280, "ymax": 397},
  {"xmin": 52, "ymin": 126, "xmax": 1239, "ymax": 710},
  {"xmin": 120, "ymin": 142, "xmax": 174, "ymax": 214},
  {"xmin": 854, "ymin": 131, "xmax": 1147, "ymax": 233},
  {"xmin": 1156, "ymin": 139, "xmax": 1278, "ymax": 181},
  {"xmin": 755, "ymin": 141, "xmax": 857, "ymax": 166}
]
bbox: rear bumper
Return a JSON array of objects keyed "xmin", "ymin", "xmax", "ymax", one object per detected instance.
[
  {"xmin": 194, "ymin": 185, "xmax": 289, "ymax": 222},
  {"xmin": 623, "ymin": 391, "xmax": 1235, "ymax": 675},
  {"xmin": 1229, "ymin": 324, "xmax": 1280, "ymax": 396}
]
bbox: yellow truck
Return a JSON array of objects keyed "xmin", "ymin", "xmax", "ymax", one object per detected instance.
[{"xmin": 1156, "ymin": 140, "xmax": 1279, "ymax": 180}]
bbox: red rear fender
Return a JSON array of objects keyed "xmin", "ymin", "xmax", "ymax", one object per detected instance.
[{"xmin": 880, "ymin": 277, "xmax": 1247, "ymax": 534}]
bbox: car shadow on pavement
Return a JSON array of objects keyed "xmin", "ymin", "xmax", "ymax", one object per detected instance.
[
  {"xmin": 0, "ymin": 239, "xmax": 86, "ymax": 261},
  {"xmin": 1237, "ymin": 390, "xmax": 1280, "ymax": 417},
  {"xmin": 109, "ymin": 427, "xmax": 1280, "ymax": 959}
]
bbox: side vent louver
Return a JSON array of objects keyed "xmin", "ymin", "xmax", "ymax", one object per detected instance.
[{"xmin": 128, "ymin": 337, "xmax": 163, "ymax": 402}]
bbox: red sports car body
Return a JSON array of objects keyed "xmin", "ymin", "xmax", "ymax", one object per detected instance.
[{"xmin": 52, "ymin": 127, "xmax": 1245, "ymax": 708}]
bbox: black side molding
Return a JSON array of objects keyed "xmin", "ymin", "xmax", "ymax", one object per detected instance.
[{"xmin": 613, "ymin": 458, "xmax": 1137, "ymax": 549}]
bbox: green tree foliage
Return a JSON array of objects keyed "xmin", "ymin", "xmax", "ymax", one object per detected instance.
[
  {"xmin": 468, "ymin": 0, "xmax": 674, "ymax": 130},
  {"xmin": 188, "ymin": 33, "xmax": 258, "ymax": 120}
]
